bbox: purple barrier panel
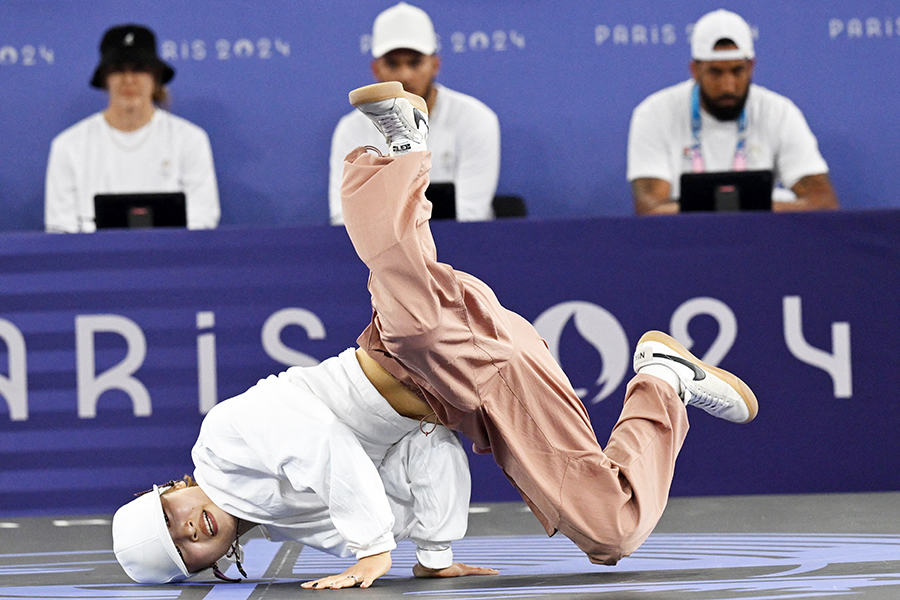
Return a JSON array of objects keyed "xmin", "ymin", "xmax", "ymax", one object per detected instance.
[{"xmin": 0, "ymin": 209, "xmax": 898, "ymax": 515}]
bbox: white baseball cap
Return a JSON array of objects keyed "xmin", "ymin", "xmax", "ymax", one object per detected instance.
[
  {"xmin": 691, "ymin": 9, "xmax": 755, "ymax": 61},
  {"xmin": 112, "ymin": 484, "xmax": 191, "ymax": 584},
  {"xmin": 371, "ymin": 2, "xmax": 437, "ymax": 59}
]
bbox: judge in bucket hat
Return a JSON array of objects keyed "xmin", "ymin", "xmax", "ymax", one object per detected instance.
[
  {"xmin": 89, "ymin": 24, "xmax": 175, "ymax": 99},
  {"xmin": 44, "ymin": 23, "xmax": 220, "ymax": 233}
]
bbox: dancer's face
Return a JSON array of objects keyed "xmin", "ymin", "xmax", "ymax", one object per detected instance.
[{"xmin": 159, "ymin": 482, "xmax": 237, "ymax": 572}]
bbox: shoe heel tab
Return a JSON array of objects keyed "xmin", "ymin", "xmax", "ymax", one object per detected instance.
[{"xmin": 633, "ymin": 342, "xmax": 653, "ymax": 370}]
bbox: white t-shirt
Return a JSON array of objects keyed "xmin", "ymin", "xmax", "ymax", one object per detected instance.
[
  {"xmin": 627, "ymin": 79, "xmax": 829, "ymax": 200},
  {"xmin": 329, "ymin": 83, "xmax": 501, "ymax": 224},
  {"xmin": 191, "ymin": 348, "xmax": 469, "ymax": 569},
  {"xmin": 45, "ymin": 109, "xmax": 220, "ymax": 232}
]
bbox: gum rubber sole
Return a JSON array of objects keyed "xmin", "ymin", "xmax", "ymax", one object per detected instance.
[
  {"xmin": 349, "ymin": 81, "xmax": 428, "ymax": 113},
  {"xmin": 638, "ymin": 330, "xmax": 759, "ymax": 423}
]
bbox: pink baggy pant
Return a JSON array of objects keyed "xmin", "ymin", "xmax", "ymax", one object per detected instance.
[{"xmin": 340, "ymin": 148, "xmax": 690, "ymax": 565}]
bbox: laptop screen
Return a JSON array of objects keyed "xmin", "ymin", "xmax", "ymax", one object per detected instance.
[
  {"xmin": 94, "ymin": 192, "xmax": 187, "ymax": 229},
  {"xmin": 425, "ymin": 183, "xmax": 456, "ymax": 220},
  {"xmin": 680, "ymin": 170, "xmax": 774, "ymax": 212}
]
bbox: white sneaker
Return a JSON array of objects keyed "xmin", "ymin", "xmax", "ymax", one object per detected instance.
[
  {"xmin": 349, "ymin": 81, "xmax": 429, "ymax": 156},
  {"xmin": 633, "ymin": 330, "xmax": 758, "ymax": 424}
]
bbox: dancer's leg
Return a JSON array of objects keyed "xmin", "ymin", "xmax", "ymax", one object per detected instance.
[
  {"xmin": 341, "ymin": 145, "xmax": 690, "ymax": 564},
  {"xmin": 339, "ymin": 83, "xmax": 756, "ymax": 565}
]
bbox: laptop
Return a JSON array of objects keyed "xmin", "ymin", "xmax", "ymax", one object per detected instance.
[
  {"xmin": 94, "ymin": 192, "xmax": 187, "ymax": 229},
  {"xmin": 680, "ymin": 170, "xmax": 774, "ymax": 212},
  {"xmin": 425, "ymin": 182, "xmax": 456, "ymax": 220}
]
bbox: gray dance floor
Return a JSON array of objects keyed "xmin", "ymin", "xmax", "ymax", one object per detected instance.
[{"xmin": 3, "ymin": 492, "xmax": 900, "ymax": 600}]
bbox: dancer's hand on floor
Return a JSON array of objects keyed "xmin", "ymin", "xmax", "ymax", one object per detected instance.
[
  {"xmin": 301, "ymin": 552, "xmax": 392, "ymax": 589},
  {"xmin": 413, "ymin": 562, "xmax": 499, "ymax": 578}
]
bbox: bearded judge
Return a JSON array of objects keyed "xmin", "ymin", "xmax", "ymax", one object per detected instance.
[{"xmin": 626, "ymin": 9, "xmax": 838, "ymax": 215}]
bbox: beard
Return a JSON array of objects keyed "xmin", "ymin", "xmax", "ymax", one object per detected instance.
[{"xmin": 700, "ymin": 86, "xmax": 750, "ymax": 121}]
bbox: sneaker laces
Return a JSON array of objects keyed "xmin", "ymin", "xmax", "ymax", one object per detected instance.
[
  {"xmin": 371, "ymin": 105, "xmax": 414, "ymax": 142},
  {"xmin": 685, "ymin": 385, "xmax": 731, "ymax": 415}
]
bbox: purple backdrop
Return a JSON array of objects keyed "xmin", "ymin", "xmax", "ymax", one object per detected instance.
[{"xmin": 1, "ymin": 208, "xmax": 898, "ymax": 515}]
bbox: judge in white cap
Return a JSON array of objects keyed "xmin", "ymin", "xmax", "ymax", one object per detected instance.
[
  {"xmin": 627, "ymin": 9, "xmax": 839, "ymax": 215},
  {"xmin": 329, "ymin": 2, "xmax": 502, "ymax": 226}
]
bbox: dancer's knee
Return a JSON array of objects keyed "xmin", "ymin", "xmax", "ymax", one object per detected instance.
[
  {"xmin": 581, "ymin": 535, "xmax": 632, "ymax": 566},
  {"xmin": 560, "ymin": 519, "xmax": 640, "ymax": 566}
]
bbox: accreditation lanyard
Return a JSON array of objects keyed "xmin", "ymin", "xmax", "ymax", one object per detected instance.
[{"xmin": 689, "ymin": 84, "xmax": 748, "ymax": 173}]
